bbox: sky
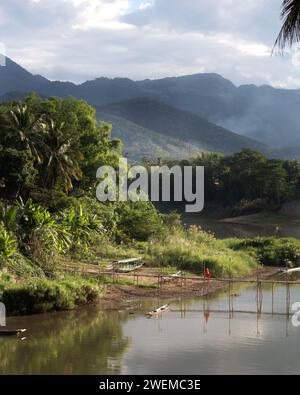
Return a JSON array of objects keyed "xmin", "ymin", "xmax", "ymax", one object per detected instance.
[{"xmin": 1, "ymin": 0, "xmax": 300, "ymax": 88}]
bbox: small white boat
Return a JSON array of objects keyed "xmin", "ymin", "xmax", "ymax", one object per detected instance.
[
  {"xmin": 113, "ymin": 258, "xmax": 143, "ymax": 273},
  {"xmin": 280, "ymin": 267, "xmax": 300, "ymax": 274},
  {"xmin": 0, "ymin": 329, "xmax": 26, "ymax": 337},
  {"xmin": 147, "ymin": 304, "xmax": 169, "ymax": 317},
  {"xmin": 162, "ymin": 271, "xmax": 182, "ymax": 283},
  {"xmin": 171, "ymin": 271, "xmax": 182, "ymax": 278}
]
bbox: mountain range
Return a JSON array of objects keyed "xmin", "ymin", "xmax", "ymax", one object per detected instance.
[{"xmin": 1, "ymin": 56, "xmax": 300, "ymax": 160}]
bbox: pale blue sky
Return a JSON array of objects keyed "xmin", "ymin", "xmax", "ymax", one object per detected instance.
[{"xmin": 1, "ymin": 0, "xmax": 299, "ymax": 88}]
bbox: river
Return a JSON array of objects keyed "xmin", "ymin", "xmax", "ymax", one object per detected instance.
[
  {"xmin": 1, "ymin": 281, "xmax": 300, "ymax": 375},
  {"xmin": 182, "ymin": 212, "xmax": 300, "ymax": 239}
]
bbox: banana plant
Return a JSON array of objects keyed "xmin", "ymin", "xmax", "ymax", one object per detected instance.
[
  {"xmin": 17, "ymin": 198, "xmax": 71, "ymax": 252},
  {"xmin": 61, "ymin": 205, "xmax": 103, "ymax": 249},
  {"xmin": 0, "ymin": 230, "xmax": 17, "ymax": 257}
]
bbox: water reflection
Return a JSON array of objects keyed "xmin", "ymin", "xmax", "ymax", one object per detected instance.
[
  {"xmin": 0, "ymin": 306, "xmax": 130, "ymax": 375},
  {"xmin": 122, "ymin": 287, "xmax": 300, "ymax": 375},
  {"xmin": 1, "ymin": 285, "xmax": 300, "ymax": 375}
]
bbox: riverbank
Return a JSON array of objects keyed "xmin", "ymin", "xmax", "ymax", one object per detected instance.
[
  {"xmin": 220, "ymin": 211, "xmax": 299, "ymax": 226},
  {"xmin": 0, "ymin": 265, "xmax": 279, "ymax": 317},
  {"xmin": 3, "ymin": 226, "xmax": 300, "ymax": 316},
  {"xmin": 102, "ymin": 266, "xmax": 279, "ymax": 303}
]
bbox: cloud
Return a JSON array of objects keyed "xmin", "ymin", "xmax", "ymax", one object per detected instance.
[
  {"xmin": 1, "ymin": 0, "xmax": 300, "ymax": 88},
  {"xmin": 123, "ymin": 0, "xmax": 281, "ymax": 43},
  {"xmin": 71, "ymin": 0, "xmax": 133, "ymax": 31}
]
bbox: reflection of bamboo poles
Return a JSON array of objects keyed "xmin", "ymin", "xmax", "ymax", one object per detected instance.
[
  {"xmin": 170, "ymin": 309, "xmax": 291, "ymax": 316},
  {"xmin": 272, "ymin": 282, "xmax": 274, "ymax": 316},
  {"xmin": 256, "ymin": 281, "xmax": 263, "ymax": 316},
  {"xmin": 286, "ymin": 282, "xmax": 290, "ymax": 317},
  {"xmin": 255, "ymin": 279, "xmax": 263, "ymax": 337},
  {"xmin": 285, "ymin": 281, "xmax": 291, "ymax": 338},
  {"xmin": 228, "ymin": 281, "xmax": 234, "ymax": 319},
  {"xmin": 173, "ymin": 283, "xmax": 296, "ymax": 318}
]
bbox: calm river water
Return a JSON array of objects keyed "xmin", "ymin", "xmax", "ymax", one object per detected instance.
[
  {"xmin": 182, "ymin": 212, "xmax": 300, "ymax": 240},
  {"xmin": 1, "ymin": 282, "xmax": 300, "ymax": 375}
]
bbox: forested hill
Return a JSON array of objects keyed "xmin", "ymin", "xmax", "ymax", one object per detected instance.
[
  {"xmin": 98, "ymin": 98, "xmax": 267, "ymax": 156},
  {"xmin": 97, "ymin": 112, "xmax": 201, "ymax": 161}
]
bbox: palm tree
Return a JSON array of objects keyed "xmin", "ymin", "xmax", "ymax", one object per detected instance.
[
  {"xmin": 10, "ymin": 104, "xmax": 45, "ymax": 164},
  {"xmin": 41, "ymin": 119, "xmax": 82, "ymax": 192},
  {"xmin": 275, "ymin": 0, "xmax": 300, "ymax": 50}
]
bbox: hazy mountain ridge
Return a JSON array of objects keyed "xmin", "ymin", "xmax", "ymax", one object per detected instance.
[
  {"xmin": 98, "ymin": 112, "xmax": 201, "ymax": 161},
  {"xmin": 2, "ymin": 56, "xmax": 300, "ymax": 158},
  {"xmin": 98, "ymin": 97, "xmax": 267, "ymax": 155}
]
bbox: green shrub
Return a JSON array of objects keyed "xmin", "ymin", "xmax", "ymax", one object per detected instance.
[
  {"xmin": 0, "ymin": 253, "xmax": 45, "ymax": 278},
  {"xmin": 116, "ymin": 201, "xmax": 165, "ymax": 242},
  {"xmin": 0, "ymin": 276, "xmax": 102, "ymax": 315},
  {"xmin": 232, "ymin": 198, "xmax": 270, "ymax": 216},
  {"xmin": 225, "ymin": 237, "xmax": 300, "ymax": 267},
  {"xmin": 162, "ymin": 211, "xmax": 183, "ymax": 231}
]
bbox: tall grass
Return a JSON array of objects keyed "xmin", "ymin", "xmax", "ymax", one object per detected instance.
[{"xmin": 143, "ymin": 226, "xmax": 258, "ymax": 277}]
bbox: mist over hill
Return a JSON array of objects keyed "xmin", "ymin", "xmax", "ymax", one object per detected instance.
[
  {"xmin": 1, "ymin": 56, "xmax": 300, "ymax": 158},
  {"xmin": 99, "ymin": 98, "xmax": 266, "ymax": 156}
]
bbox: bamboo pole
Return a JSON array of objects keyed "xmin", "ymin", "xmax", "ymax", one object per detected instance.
[{"xmin": 63, "ymin": 267, "xmax": 300, "ymax": 286}]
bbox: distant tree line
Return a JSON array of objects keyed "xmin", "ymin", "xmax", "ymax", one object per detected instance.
[{"xmin": 153, "ymin": 149, "xmax": 300, "ymax": 214}]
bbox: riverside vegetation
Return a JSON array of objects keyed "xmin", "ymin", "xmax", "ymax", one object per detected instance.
[{"xmin": 1, "ymin": 94, "xmax": 300, "ymax": 315}]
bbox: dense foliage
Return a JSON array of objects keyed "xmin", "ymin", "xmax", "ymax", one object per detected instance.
[
  {"xmin": 162, "ymin": 149, "xmax": 300, "ymax": 214},
  {"xmin": 225, "ymin": 237, "xmax": 300, "ymax": 267}
]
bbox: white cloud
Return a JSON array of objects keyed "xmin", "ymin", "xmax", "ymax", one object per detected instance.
[
  {"xmin": 72, "ymin": 0, "xmax": 134, "ymax": 31},
  {"xmin": 138, "ymin": 2, "xmax": 152, "ymax": 11}
]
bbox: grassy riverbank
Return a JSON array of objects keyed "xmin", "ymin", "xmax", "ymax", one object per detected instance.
[
  {"xmin": 220, "ymin": 211, "xmax": 299, "ymax": 226},
  {"xmin": 2, "ymin": 223, "xmax": 300, "ymax": 316}
]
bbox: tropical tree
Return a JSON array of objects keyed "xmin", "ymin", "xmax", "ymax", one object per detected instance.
[
  {"xmin": 10, "ymin": 104, "xmax": 44, "ymax": 164},
  {"xmin": 41, "ymin": 119, "xmax": 83, "ymax": 192},
  {"xmin": 0, "ymin": 147, "xmax": 37, "ymax": 199},
  {"xmin": 275, "ymin": 0, "xmax": 300, "ymax": 49}
]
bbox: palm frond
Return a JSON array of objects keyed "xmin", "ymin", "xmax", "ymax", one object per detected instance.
[{"xmin": 275, "ymin": 0, "xmax": 300, "ymax": 50}]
